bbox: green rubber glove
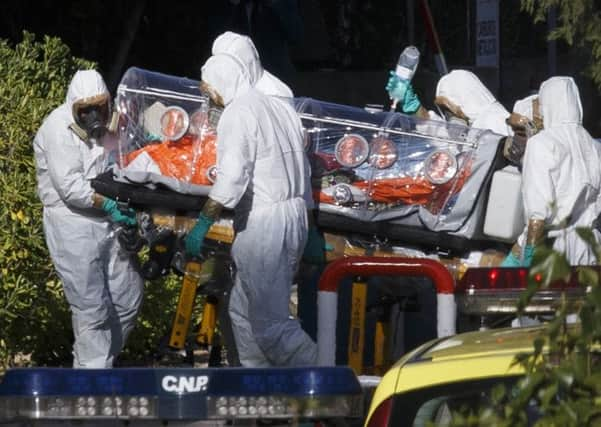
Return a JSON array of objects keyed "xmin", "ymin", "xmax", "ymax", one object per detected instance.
[
  {"xmin": 500, "ymin": 245, "xmax": 535, "ymax": 267},
  {"xmin": 385, "ymin": 71, "xmax": 421, "ymax": 114},
  {"xmin": 303, "ymin": 227, "xmax": 334, "ymax": 265},
  {"xmin": 386, "ymin": 71, "xmax": 409, "ymax": 104},
  {"xmin": 500, "ymin": 251, "xmax": 521, "ymax": 267},
  {"xmin": 402, "ymin": 83, "xmax": 422, "ymax": 114},
  {"xmin": 521, "ymin": 245, "xmax": 535, "ymax": 267},
  {"xmin": 185, "ymin": 213, "xmax": 215, "ymax": 258},
  {"xmin": 101, "ymin": 198, "xmax": 137, "ymax": 226}
]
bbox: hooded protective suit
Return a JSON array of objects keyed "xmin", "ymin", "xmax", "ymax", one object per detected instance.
[
  {"xmin": 435, "ymin": 70, "xmax": 511, "ymax": 136},
  {"xmin": 201, "ymin": 53, "xmax": 317, "ymax": 367},
  {"xmin": 212, "ymin": 31, "xmax": 294, "ymax": 98},
  {"xmin": 33, "ymin": 70, "xmax": 143, "ymax": 368},
  {"xmin": 513, "ymin": 94, "xmax": 537, "ymax": 120},
  {"xmin": 519, "ymin": 76, "xmax": 601, "ymax": 265}
]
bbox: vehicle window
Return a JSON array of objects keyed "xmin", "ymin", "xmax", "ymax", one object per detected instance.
[
  {"xmin": 412, "ymin": 392, "xmax": 542, "ymax": 426},
  {"xmin": 413, "ymin": 390, "xmax": 496, "ymax": 426},
  {"xmin": 389, "ymin": 376, "xmax": 523, "ymax": 426}
]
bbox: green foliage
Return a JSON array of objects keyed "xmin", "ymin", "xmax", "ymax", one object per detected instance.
[
  {"xmin": 0, "ymin": 31, "xmax": 94, "ymax": 368},
  {"xmin": 521, "ymin": 0, "xmax": 601, "ymax": 91},
  {"xmin": 0, "ymin": 31, "xmax": 185, "ymax": 369},
  {"xmin": 451, "ymin": 235, "xmax": 601, "ymax": 426},
  {"xmin": 118, "ymin": 271, "xmax": 182, "ymax": 365}
]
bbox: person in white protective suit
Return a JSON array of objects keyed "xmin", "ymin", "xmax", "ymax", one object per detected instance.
[
  {"xmin": 211, "ymin": 31, "xmax": 294, "ymax": 98},
  {"xmin": 503, "ymin": 94, "xmax": 543, "ymax": 166},
  {"xmin": 184, "ymin": 52, "xmax": 318, "ymax": 367},
  {"xmin": 33, "ymin": 70, "xmax": 144, "ymax": 368},
  {"xmin": 211, "ymin": 30, "xmax": 329, "ymax": 265},
  {"xmin": 387, "ymin": 69, "xmax": 511, "ymax": 136},
  {"xmin": 501, "ymin": 76, "xmax": 601, "ymax": 267}
]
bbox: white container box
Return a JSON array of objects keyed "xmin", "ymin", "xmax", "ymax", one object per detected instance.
[{"xmin": 483, "ymin": 166, "xmax": 525, "ymax": 242}]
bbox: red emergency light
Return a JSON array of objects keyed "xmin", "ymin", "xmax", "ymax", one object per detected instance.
[{"xmin": 455, "ymin": 267, "xmax": 591, "ymax": 315}]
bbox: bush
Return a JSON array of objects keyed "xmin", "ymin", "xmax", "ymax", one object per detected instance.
[
  {"xmin": 0, "ymin": 32, "xmax": 184, "ymax": 370},
  {"xmin": 0, "ymin": 31, "xmax": 95, "ymax": 368}
]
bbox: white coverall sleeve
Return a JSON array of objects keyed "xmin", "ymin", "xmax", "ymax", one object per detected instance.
[
  {"xmin": 45, "ymin": 127, "xmax": 95, "ymax": 209},
  {"xmin": 522, "ymin": 135, "xmax": 558, "ymax": 221},
  {"xmin": 209, "ymin": 106, "xmax": 257, "ymax": 209}
]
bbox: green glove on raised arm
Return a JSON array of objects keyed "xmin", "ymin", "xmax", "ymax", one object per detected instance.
[{"xmin": 385, "ymin": 71, "xmax": 422, "ymax": 114}]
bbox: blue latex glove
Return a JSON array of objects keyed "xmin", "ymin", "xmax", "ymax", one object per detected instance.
[
  {"xmin": 303, "ymin": 227, "xmax": 334, "ymax": 265},
  {"xmin": 385, "ymin": 71, "xmax": 421, "ymax": 114},
  {"xmin": 102, "ymin": 198, "xmax": 137, "ymax": 226},
  {"xmin": 500, "ymin": 245, "xmax": 535, "ymax": 267},
  {"xmin": 185, "ymin": 213, "xmax": 215, "ymax": 258}
]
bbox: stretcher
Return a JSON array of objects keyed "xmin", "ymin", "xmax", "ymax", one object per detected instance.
[
  {"xmin": 91, "ymin": 67, "xmax": 523, "ymax": 364},
  {"xmin": 100, "ymin": 67, "xmax": 514, "ymax": 251},
  {"xmin": 92, "ymin": 66, "xmax": 526, "ymax": 279}
]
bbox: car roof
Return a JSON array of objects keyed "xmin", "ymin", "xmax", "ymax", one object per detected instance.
[
  {"xmin": 411, "ymin": 325, "xmax": 544, "ymax": 363},
  {"xmin": 376, "ymin": 325, "xmax": 549, "ymax": 397}
]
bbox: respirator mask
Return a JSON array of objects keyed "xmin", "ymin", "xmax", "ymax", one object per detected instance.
[{"xmin": 72, "ymin": 93, "xmax": 110, "ymax": 141}]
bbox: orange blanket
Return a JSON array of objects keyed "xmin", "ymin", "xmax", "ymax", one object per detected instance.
[{"xmin": 126, "ymin": 133, "xmax": 217, "ymax": 186}]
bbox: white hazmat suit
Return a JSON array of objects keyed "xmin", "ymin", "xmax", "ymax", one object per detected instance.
[
  {"xmin": 520, "ymin": 76, "xmax": 601, "ymax": 265},
  {"xmin": 202, "ymin": 54, "xmax": 317, "ymax": 367},
  {"xmin": 212, "ymin": 31, "xmax": 294, "ymax": 98},
  {"xmin": 435, "ymin": 70, "xmax": 511, "ymax": 136},
  {"xmin": 33, "ymin": 70, "xmax": 143, "ymax": 368},
  {"xmin": 201, "ymin": 53, "xmax": 317, "ymax": 367}
]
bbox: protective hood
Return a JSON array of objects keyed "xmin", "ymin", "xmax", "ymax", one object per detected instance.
[
  {"xmin": 538, "ymin": 76, "xmax": 583, "ymax": 128},
  {"xmin": 211, "ymin": 31, "xmax": 293, "ymax": 98},
  {"xmin": 212, "ymin": 31, "xmax": 264, "ymax": 88},
  {"xmin": 66, "ymin": 70, "xmax": 109, "ymax": 110},
  {"xmin": 513, "ymin": 94, "xmax": 538, "ymax": 120},
  {"xmin": 256, "ymin": 70, "xmax": 294, "ymax": 98},
  {"xmin": 201, "ymin": 53, "xmax": 255, "ymax": 106},
  {"xmin": 436, "ymin": 69, "xmax": 510, "ymax": 135}
]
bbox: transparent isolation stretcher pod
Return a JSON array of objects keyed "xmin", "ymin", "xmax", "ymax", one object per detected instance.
[
  {"xmin": 112, "ymin": 67, "xmax": 503, "ymax": 244},
  {"xmin": 295, "ymin": 98, "xmax": 503, "ymax": 240},
  {"xmin": 114, "ymin": 67, "xmax": 220, "ymax": 195}
]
